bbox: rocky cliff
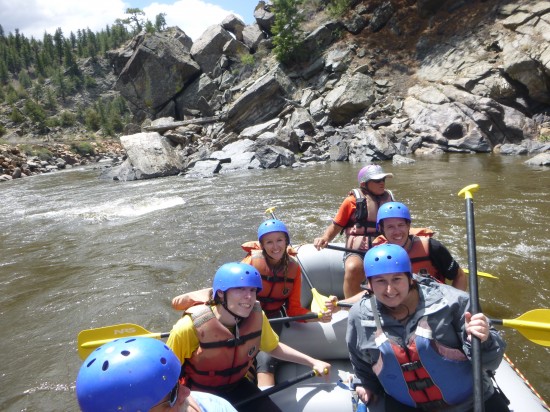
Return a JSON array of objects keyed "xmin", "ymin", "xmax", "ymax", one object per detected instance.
[{"xmin": 3, "ymin": 0, "xmax": 550, "ymax": 182}]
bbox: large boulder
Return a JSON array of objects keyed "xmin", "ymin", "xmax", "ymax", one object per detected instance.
[
  {"xmin": 115, "ymin": 32, "xmax": 200, "ymax": 120},
  {"xmin": 224, "ymin": 67, "xmax": 295, "ymax": 133},
  {"xmin": 102, "ymin": 132, "xmax": 186, "ymax": 181},
  {"xmin": 324, "ymin": 73, "xmax": 376, "ymax": 125},
  {"xmin": 190, "ymin": 25, "xmax": 234, "ymax": 75}
]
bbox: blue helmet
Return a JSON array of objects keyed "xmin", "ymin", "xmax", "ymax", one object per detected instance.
[
  {"xmin": 376, "ymin": 202, "xmax": 411, "ymax": 231},
  {"xmin": 213, "ymin": 262, "xmax": 263, "ymax": 296},
  {"xmin": 364, "ymin": 244, "xmax": 412, "ymax": 278},
  {"xmin": 76, "ymin": 337, "xmax": 180, "ymax": 412},
  {"xmin": 257, "ymin": 219, "xmax": 290, "ymax": 244}
]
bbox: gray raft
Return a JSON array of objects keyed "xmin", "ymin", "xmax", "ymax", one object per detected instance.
[{"xmin": 269, "ymin": 244, "xmax": 548, "ymax": 412}]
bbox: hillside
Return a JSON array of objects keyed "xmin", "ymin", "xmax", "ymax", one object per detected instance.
[{"xmin": 1, "ymin": 0, "xmax": 549, "ymax": 180}]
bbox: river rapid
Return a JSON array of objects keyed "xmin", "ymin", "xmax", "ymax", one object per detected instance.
[{"xmin": 0, "ymin": 154, "xmax": 548, "ymax": 411}]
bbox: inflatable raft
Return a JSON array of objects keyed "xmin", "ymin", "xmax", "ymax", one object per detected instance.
[{"xmin": 270, "ymin": 244, "xmax": 549, "ymax": 411}]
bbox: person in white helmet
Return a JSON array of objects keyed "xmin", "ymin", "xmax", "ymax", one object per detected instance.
[{"xmin": 314, "ymin": 164, "xmax": 395, "ymax": 297}]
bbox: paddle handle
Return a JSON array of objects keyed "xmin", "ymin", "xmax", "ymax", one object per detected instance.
[
  {"xmin": 326, "ymin": 244, "xmax": 366, "ymax": 255},
  {"xmin": 269, "ymin": 313, "xmax": 320, "ymax": 324},
  {"xmin": 234, "ymin": 370, "xmax": 318, "ymax": 407}
]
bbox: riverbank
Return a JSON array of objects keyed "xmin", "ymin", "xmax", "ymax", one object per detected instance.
[{"xmin": 0, "ymin": 141, "xmax": 124, "ymax": 181}]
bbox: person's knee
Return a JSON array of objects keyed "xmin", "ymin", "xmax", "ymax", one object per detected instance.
[{"xmin": 344, "ymin": 258, "xmax": 365, "ymax": 281}]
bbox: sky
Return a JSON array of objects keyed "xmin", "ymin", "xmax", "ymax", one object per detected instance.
[{"xmin": 0, "ymin": 0, "xmax": 259, "ymax": 41}]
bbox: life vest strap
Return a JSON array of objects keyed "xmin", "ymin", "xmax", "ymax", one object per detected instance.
[
  {"xmin": 418, "ymin": 399, "xmax": 448, "ymax": 410},
  {"xmin": 261, "ymin": 274, "xmax": 295, "ymax": 283},
  {"xmin": 258, "ymin": 296, "xmax": 286, "ymax": 304},
  {"xmin": 187, "ymin": 359, "xmax": 250, "ymax": 377},
  {"xmin": 200, "ymin": 330, "xmax": 261, "ymax": 349}
]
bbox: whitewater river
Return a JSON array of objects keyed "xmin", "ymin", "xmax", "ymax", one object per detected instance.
[{"xmin": 0, "ymin": 154, "xmax": 548, "ymax": 410}]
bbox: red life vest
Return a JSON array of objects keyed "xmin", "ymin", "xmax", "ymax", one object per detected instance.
[
  {"xmin": 242, "ymin": 242, "xmax": 300, "ymax": 315},
  {"xmin": 373, "ymin": 317, "xmax": 473, "ymax": 408},
  {"xmin": 183, "ymin": 303, "xmax": 262, "ymax": 391},
  {"xmin": 343, "ymin": 188, "xmax": 394, "ymax": 251}
]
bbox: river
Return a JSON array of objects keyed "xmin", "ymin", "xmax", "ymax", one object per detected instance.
[{"xmin": 0, "ymin": 154, "xmax": 548, "ymax": 411}]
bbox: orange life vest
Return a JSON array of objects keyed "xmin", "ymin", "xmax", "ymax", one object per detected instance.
[
  {"xmin": 407, "ymin": 236, "xmax": 444, "ymax": 283},
  {"xmin": 373, "ymin": 230, "xmax": 443, "ymax": 282},
  {"xmin": 183, "ymin": 303, "xmax": 262, "ymax": 391},
  {"xmin": 242, "ymin": 242, "xmax": 300, "ymax": 315},
  {"xmin": 343, "ymin": 189, "xmax": 394, "ymax": 251}
]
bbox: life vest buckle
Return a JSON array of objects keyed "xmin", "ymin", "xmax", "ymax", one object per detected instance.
[
  {"xmin": 407, "ymin": 377, "xmax": 434, "ymax": 391},
  {"xmin": 401, "ymin": 360, "xmax": 422, "ymax": 371}
]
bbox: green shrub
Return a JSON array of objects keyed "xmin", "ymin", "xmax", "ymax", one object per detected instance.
[
  {"xmin": 240, "ymin": 53, "xmax": 255, "ymax": 66},
  {"xmin": 60, "ymin": 111, "xmax": 77, "ymax": 127},
  {"xmin": 70, "ymin": 141, "xmax": 96, "ymax": 156},
  {"xmin": 327, "ymin": 0, "xmax": 352, "ymax": 17},
  {"xmin": 19, "ymin": 144, "xmax": 53, "ymax": 160},
  {"xmin": 10, "ymin": 107, "xmax": 26, "ymax": 123},
  {"xmin": 0, "ymin": 123, "xmax": 6, "ymax": 137}
]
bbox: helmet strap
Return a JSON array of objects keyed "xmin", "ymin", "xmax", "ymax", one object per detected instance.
[{"xmin": 221, "ymin": 292, "xmax": 244, "ymax": 323}]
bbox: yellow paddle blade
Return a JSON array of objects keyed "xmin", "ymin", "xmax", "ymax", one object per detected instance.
[
  {"xmin": 77, "ymin": 323, "xmax": 164, "ymax": 360},
  {"xmin": 464, "ymin": 269, "xmax": 499, "ymax": 279},
  {"xmin": 310, "ymin": 288, "xmax": 328, "ymax": 313},
  {"xmin": 502, "ymin": 309, "xmax": 550, "ymax": 347}
]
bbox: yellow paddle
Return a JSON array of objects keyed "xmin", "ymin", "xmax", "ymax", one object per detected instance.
[
  {"xmin": 77, "ymin": 323, "xmax": 168, "ymax": 360},
  {"xmin": 78, "ymin": 309, "xmax": 550, "ymax": 360},
  {"xmin": 490, "ymin": 309, "xmax": 550, "ymax": 347},
  {"xmin": 463, "ymin": 268, "xmax": 498, "ymax": 279},
  {"xmin": 265, "ymin": 207, "xmax": 328, "ymax": 312},
  {"xmin": 78, "ymin": 313, "xmax": 327, "ymax": 360}
]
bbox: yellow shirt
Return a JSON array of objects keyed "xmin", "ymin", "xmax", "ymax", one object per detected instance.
[{"xmin": 167, "ymin": 304, "xmax": 279, "ymax": 364}]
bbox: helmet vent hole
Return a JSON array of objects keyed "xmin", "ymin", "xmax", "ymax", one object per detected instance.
[
  {"xmin": 374, "ymin": 257, "xmax": 380, "ymax": 262},
  {"xmin": 121, "ymin": 350, "xmax": 130, "ymax": 357},
  {"xmin": 387, "ymin": 255, "xmax": 392, "ymax": 260},
  {"xmin": 125, "ymin": 338, "xmax": 136, "ymax": 343},
  {"xmin": 102, "ymin": 360, "xmax": 109, "ymax": 371},
  {"xmin": 160, "ymin": 357, "xmax": 167, "ymax": 365},
  {"xmin": 86, "ymin": 358, "xmax": 96, "ymax": 368}
]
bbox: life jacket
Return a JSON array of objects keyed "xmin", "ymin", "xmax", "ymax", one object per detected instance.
[
  {"xmin": 183, "ymin": 303, "xmax": 262, "ymax": 391},
  {"xmin": 373, "ymin": 317, "xmax": 473, "ymax": 409},
  {"xmin": 373, "ymin": 231, "xmax": 444, "ymax": 283},
  {"xmin": 343, "ymin": 188, "xmax": 394, "ymax": 251},
  {"xmin": 242, "ymin": 241, "xmax": 300, "ymax": 315}
]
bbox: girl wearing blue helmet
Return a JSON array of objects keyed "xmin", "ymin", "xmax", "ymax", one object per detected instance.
[
  {"xmin": 346, "ymin": 244, "xmax": 509, "ymax": 411},
  {"xmin": 167, "ymin": 262, "xmax": 331, "ymax": 412},
  {"xmin": 171, "ymin": 220, "xmax": 332, "ymax": 388}
]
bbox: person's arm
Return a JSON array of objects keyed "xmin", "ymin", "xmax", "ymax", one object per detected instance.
[
  {"xmin": 458, "ymin": 295, "xmax": 506, "ymax": 371},
  {"xmin": 313, "ymin": 222, "xmax": 344, "ymax": 250},
  {"xmin": 346, "ymin": 302, "xmax": 384, "ymax": 396},
  {"xmin": 314, "ymin": 197, "xmax": 353, "ymax": 250},
  {"xmin": 284, "ymin": 271, "xmax": 311, "ymax": 318},
  {"xmin": 268, "ymin": 342, "xmax": 331, "ymax": 378},
  {"xmin": 166, "ymin": 315, "xmax": 200, "ymax": 364},
  {"xmin": 172, "ymin": 288, "xmax": 212, "ymax": 310},
  {"xmin": 451, "ymin": 268, "xmax": 467, "ymax": 291},
  {"xmin": 429, "ymin": 239, "xmax": 467, "ymax": 291}
]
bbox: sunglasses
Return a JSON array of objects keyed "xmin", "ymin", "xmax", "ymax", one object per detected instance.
[
  {"xmin": 168, "ymin": 383, "xmax": 179, "ymax": 407},
  {"xmin": 153, "ymin": 382, "xmax": 179, "ymax": 409},
  {"xmin": 370, "ymin": 178, "xmax": 386, "ymax": 183}
]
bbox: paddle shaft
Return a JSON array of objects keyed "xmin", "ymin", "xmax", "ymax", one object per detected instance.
[
  {"xmin": 461, "ymin": 185, "xmax": 484, "ymax": 412},
  {"xmin": 269, "ymin": 313, "xmax": 320, "ymax": 324},
  {"xmin": 234, "ymin": 370, "xmax": 317, "ymax": 408}
]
